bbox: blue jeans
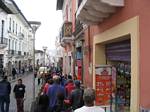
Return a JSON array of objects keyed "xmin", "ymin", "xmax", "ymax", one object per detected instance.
[{"xmin": 0, "ymin": 95, "xmax": 10, "ymax": 112}]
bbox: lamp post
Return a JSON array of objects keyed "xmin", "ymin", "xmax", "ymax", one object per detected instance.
[
  {"xmin": 42, "ymin": 46, "xmax": 47, "ymax": 67},
  {"xmin": 29, "ymin": 21, "xmax": 41, "ymax": 99}
]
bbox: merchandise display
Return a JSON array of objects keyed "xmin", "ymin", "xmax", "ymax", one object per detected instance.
[{"xmin": 115, "ymin": 63, "xmax": 131, "ymax": 112}]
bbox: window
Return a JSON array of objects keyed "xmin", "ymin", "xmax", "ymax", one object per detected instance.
[
  {"xmin": 9, "ymin": 18, "xmax": 11, "ymax": 31},
  {"xmin": 12, "ymin": 40, "xmax": 14, "ymax": 50},
  {"xmin": 78, "ymin": 0, "xmax": 82, "ymax": 8},
  {"xmin": 1, "ymin": 20, "xmax": 4, "ymax": 43},
  {"xmin": 15, "ymin": 41, "xmax": 17, "ymax": 51},
  {"xmin": 16, "ymin": 23, "xmax": 17, "ymax": 35},
  {"xmin": 19, "ymin": 42, "xmax": 21, "ymax": 51},
  {"xmin": 66, "ymin": 5, "xmax": 68, "ymax": 21},
  {"xmin": 8, "ymin": 39, "xmax": 10, "ymax": 50},
  {"xmin": 13, "ymin": 21, "xmax": 15, "ymax": 33}
]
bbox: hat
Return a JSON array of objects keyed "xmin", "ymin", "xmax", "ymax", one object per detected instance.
[
  {"xmin": 74, "ymin": 80, "xmax": 80, "ymax": 87},
  {"xmin": 53, "ymin": 75, "xmax": 60, "ymax": 80}
]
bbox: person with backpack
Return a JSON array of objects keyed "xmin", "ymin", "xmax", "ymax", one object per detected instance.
[{"xmin": 69, "ymin": 80, "xmax": 84, "ymax": 110}]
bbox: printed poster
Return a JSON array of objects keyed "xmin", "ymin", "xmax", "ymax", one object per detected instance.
[{"xmin": 95, "ymin": 65, "xmax": 112, "ymax": 106}]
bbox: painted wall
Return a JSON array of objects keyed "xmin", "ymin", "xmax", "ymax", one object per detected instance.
[
  {"xmin": 83, "ymin": 27, "xmax": 93, "ymax": 88},
  {"xmin": 93, "ymin": 17, "xmax": 139, "ymax": 112},
  {"xmin": 138, "ymin": 0, "xmax": 150, "ymax": 109},
  {"xmin": 82, "ymin": 0, "xmax": 150, "ymax": 109}
]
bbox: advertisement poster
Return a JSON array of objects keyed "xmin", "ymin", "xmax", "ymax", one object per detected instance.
[{"xmin": 95, "ymin": 65, "xmax": 112, "ymax": 106}]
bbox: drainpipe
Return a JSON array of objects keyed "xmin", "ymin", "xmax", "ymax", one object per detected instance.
[{"xmin": 88, "ymin": 26, "xmax": 91, "ymax": 71}]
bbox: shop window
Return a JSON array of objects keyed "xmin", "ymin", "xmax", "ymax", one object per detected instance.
[{"xmin": 76, "ymin": 47, "xmax": 83, "ymax": 59}]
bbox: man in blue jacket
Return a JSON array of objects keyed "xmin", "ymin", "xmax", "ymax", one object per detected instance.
[
  {"xmin": 0, "ymin": 76, "xmax": 11, "ymax": 112},
  {"xmin": 47, "ymin": 75, "xmax": 65, "ymax": 112}
]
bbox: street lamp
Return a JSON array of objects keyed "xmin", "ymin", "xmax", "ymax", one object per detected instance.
[
  {"xmin": 29, "ymin": 21, "xmax": 41, "ymax": 99},
  {"xmin": 42, "ymin": 46, "xmax": 47, "ymax": 67}
]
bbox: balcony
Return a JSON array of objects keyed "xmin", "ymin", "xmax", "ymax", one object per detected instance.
[
  {"xmin": 59, "ymin": 22, "xmax": 73, "ymax": 47},
  {"xmin": 73, "ymin": 19, "xmax": 84, "ymax": 38},
  {"xmin": 18, "ymin": 32, "xmax": 24, "ymax": 40},
  {"xmin": 7, "ymin": 50, "xmax": 14, "ymax": 55},
  {"xmin": 0, "ymin": 37, "xmax": 8, "ymax": 49},
  {"xmin": 76, "ymin": 0, "xmax": 124, "ymax": 25}
]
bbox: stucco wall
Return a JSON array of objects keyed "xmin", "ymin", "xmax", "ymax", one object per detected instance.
[{"xmin": 83, "ymin": 0, "xmax": 150, "ymax": 109}]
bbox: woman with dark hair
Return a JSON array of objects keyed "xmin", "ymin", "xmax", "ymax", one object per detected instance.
[{"xmin": 34, "ymin": 94, "xmax": 50, "ymax": 112}]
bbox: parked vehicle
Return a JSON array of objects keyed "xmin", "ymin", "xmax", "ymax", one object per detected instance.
[{"xmin": 37, "ymin": 67, "xmax": 49, "ymax": 78}]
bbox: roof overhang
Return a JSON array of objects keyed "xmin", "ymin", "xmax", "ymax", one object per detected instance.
[
  {"xmin": 4, "ymin": 0, "xmax": 31, "ymax": 28},
  {"xmin": 76, "ymin": 0, "xmax": 124, "ymax": 25},
  {"xmin": 0, "ymin": 0, "xmax": 12, "ymax": 14}
]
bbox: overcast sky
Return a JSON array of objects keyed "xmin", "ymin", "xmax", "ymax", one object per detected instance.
[{"xmin": 14, "ymin": 0, "xmax": 62, "ymax": 50}]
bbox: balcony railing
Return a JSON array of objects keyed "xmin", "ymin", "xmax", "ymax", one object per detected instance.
[
  {"xmin": 72, "ymin": 19, "xmax": 83, "ymax": 38},
  {"xmin": 0, "ymin": 37, "xmax": 8, "ymax": 48},
  {"xmin": 7, "ymin": 50, "xmax": 15, "ymax": 55},
  {"xmin": 59, "ymin": 22, "xmax": 73, "ymax": 46},
  {"xmin": 62, "ymin": 22, "xmax": 72, "ymax": 37},
  {"xmin": 18, "ymin": 32, "xmax": 24, "ymax": 40}
]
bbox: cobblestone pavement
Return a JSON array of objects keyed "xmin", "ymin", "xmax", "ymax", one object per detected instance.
[{"xmin": 9, "ymin": 73, "xmax": 39, "ymax": 112}]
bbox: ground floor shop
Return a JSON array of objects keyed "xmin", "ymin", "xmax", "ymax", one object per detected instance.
[
  {"xmin": 75, "ymin": 40, "xmax": 84, "ymax": 81},
  {"xmin": 93, "ymin": 17, "xmax": 139, "ymax": 112}
]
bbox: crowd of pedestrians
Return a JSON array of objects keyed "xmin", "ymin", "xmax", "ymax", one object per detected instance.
[
  {"xmin": 0, "ymin": 64, "xmax": 105, "ymax": 112},
  {"xmin": 32, "ymin": 67, "xmax": 105, "ymax": 112}
]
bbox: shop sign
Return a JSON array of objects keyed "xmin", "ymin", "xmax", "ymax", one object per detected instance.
[{"xmin": 95, "ymin": 65, "xmax": 112, "ymax": 106}]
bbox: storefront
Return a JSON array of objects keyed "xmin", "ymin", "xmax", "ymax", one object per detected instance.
[
  {"xmin": 75, "ymin": 40, "xmax": 83, "ymax": 81},
  {"xmin": 93, "ymin": 17, "xmax": 139, "ymax": 112}
]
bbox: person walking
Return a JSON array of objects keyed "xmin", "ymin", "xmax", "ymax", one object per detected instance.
[
  {"xmin": 33, "ymin": 94, "xmax": 50, "ymax": 112},
  {"xmin": 47, "ymin": 75, "xmax": 65, "ymax": 112},
  {"xmin": 74, "ymin": 88, "xmax": 105, "ymax": 112},
  {"xmin": 12, "ymin": 67, "xmax": 17, "ymax": 79},
  {"xmin": 13, "ymin": 78, "xmax": 26, "ymax": 112},
  {"xmin": 65, "ymin": 75, "xmax": 75, "ymax": 98},
  {"xmin": 69, "ymin": 80, "xmax": 84, "ymax": 110},
  {"xmin": 0, "ymin": 76, "xmax": 11, "ymax": 112}
]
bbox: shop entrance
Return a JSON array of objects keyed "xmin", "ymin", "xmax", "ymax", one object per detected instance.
[
  {"xmin": 94, "ymin": 17, "xmax": 139, "ymax": 112},
  {"xmin": 105, "ymin": 39, "xmax": 131, "ymax": 112}
]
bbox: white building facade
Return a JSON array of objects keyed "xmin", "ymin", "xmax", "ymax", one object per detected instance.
[
  {"xmin": 0, "ymin": 0, "xmax": 34, "ymax": 75},
  {"xmin": 35, "ymin": 50, "xmax": 44, "ymax": 67},
  {"xmin": 0, "ymin": 1, "xmax": 12, "ymax": 76}
]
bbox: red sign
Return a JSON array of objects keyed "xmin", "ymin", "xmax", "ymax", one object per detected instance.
[{"xmin": 95, "ymin": 66, "xmax": 112, "ymax": 106}]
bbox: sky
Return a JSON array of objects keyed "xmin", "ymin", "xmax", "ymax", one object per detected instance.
[{"xmin": 14, "ymin": 0, "xmax": 62, "ymax": 51}]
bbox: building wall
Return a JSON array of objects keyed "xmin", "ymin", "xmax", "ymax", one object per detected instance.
[
  {"xmin": 82, "ymin": 0, "xmax": 150, "ymax": 110},
  {"xmin": 35, "ymin": 52, "xmax": 44, "ymax": 66},
  {"xmin": 3, "ymin": 14, "xmax": 33, "ymax": 70},
  {"xmin": 83, "ymin": 27, "xmax": 93, "ymax": 88},
  {"xmin": 93, "ymin": 17, "xmax": 139, "ymax": 112},
  {"xmin": 62, "ymin": 43, "xmax": 73, "ymax": 75},
  {"xmin": 138, "ymin": 1, "xmax": 150, "ymax": 109}
]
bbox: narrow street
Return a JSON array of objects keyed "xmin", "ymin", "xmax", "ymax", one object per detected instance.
[{"xmin": 9, "ymin": 73, "xmax": 38, "ymax": 112}]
